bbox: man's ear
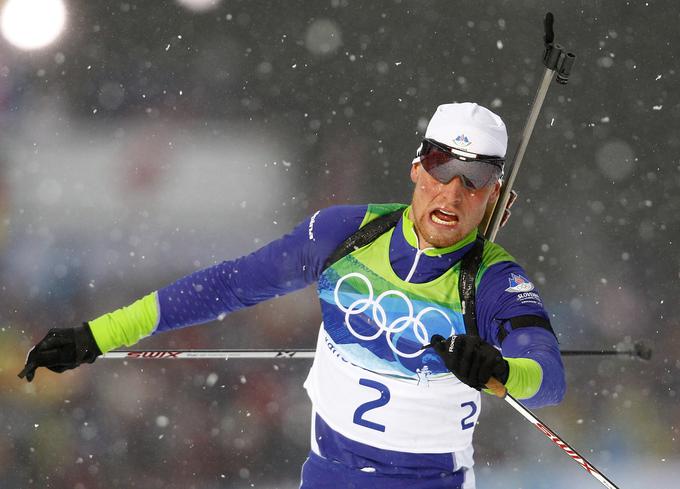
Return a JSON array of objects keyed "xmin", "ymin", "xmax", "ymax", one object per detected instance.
[
  {"xmin": 410, "ymin": 163, "xmax": 420, "ymax": 183},
  {"xmin": 488, "ymin": 179, "xmax": 502, "ymax": 205},
  {"xmin": 481, "ymin": 180, "xmax": 503, "ymax": 231}
]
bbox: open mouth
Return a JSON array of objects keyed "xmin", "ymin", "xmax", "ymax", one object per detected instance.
[{"xmin": 430, "ymin": 209, "xmax": 459, "ymax": 226}]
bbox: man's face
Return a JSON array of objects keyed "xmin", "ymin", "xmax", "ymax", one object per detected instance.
[{"xmin": 409, "ymin": 162, "xmax": 501, "ymax": 249}]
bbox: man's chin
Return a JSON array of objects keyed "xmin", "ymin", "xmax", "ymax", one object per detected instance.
[
  {"xmin": 427, "ymin": 237, "xmax": 462, "ymax": 248},
  {"xmin": 423, "ymin": 228, "xmax": 465, "ymax": 249}
]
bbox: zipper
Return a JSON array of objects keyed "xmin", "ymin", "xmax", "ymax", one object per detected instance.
[
  {"xmin": 404, "ymin": 249, "xmax": 425, "ymax": 282},
  {"xmin": 404, "ymin": 226, "xmax": 433, "ymax": 283}
]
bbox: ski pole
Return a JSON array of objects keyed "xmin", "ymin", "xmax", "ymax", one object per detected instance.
[
  {"xmin": 482, "ymin": 12, "xmax": 576, "ymax": 240},
  {"xmin": 481, "ymin": 388, "xmax": 621, "ymax": 489},
  {"xmin": 502, "ymin": 393, "xmax": 620, "ymax": 489},
  {"xmin": 476, "ymin": 12, "xmax": 622, "ymax": 489},
  {"xmin": 102, "ymin": 342, "xmax": 651, "ymax": 361},
  {"xmin": 561, "ymin": 340, "xmax": 652, "ymax": 360},
  {"xmin": 102, "ymin": 349, "xmax": 316, "ymax": 360}
]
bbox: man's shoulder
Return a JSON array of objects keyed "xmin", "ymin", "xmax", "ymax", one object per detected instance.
[
  {"xmin": 311, "ymin": 203, "xmax": 407, "ymax": 237},
  {"xmin": 477, "ymin": 242, "xmax": 542, "ymax": 303},
  {"xmin": 476, "ymin": 241, "xmax": 534, "ymax": 292},
  {"xmin": 307, "ymin": 204, "xmax": 368, "ymax": 242},
  {"xmin": 480, "ymin": 240, "xmax": 516, "ymax": 268},
  {"xmin": 299, "ymin": 203, "xmax": 406, "ymax": 275},
  {"xmin": 360, "ymin": 203, "xmax": 409, "ymax": 226}
]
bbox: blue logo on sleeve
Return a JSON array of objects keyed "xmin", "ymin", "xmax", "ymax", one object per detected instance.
[{"xmin": 505, "ymin": 273, "xmax": 535, "ymax": 293}]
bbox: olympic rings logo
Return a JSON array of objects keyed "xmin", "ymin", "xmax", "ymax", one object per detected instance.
[{"xmin": 333, "ymin": 272, "xmax": 452, "ymax": 358}]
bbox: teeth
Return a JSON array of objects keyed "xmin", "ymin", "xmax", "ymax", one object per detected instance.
[
  {"xmin": 439, "ymin": 209, "xmax": 456, "ymax": 216},
  {"xmin": 432, "ymin": 214, "xmax": 457, "ymax": 225}
]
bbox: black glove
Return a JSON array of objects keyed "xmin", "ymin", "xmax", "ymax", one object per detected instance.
[
  {"xmin": 430, "ymin": 334, "xmax": 509, "ymax": 390},
  {"xmin": 18, "ymin": 324, "xmax": 102, "ymax": 382}
]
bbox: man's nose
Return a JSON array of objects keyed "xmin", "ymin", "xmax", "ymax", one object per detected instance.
[{"xmin": 438, "ymin": 175, "xmax": 466, "ymax": 201}]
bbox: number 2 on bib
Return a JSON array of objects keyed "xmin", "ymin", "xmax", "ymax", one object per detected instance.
[
  {"xmin": 353, "ymin": 378, "xmax": 480, "ymax": 434},
  {"xmin": 353, "ymin": 379, "xmax": 390, "ymax": 432},
  {"xmin": 460, "ymin": 401, "xmax": 478, "ymax": 430}
]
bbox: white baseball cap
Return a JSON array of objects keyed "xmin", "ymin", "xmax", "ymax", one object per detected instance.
[{"xmin": 424, "ymin": 102, "xmax": 508, "ymax": 158}]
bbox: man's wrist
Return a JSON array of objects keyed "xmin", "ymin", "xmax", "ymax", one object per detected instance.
[
  {"xmin": 75, "ymin": 323, "xmax": 102, "ymax": 362},
  {"xmin": 495, "ymin": 358, "xmax": 510, "ymax": 384},
  {"xmin": 503, "ymin": 357, "xmax": 543, "ymax": 399},
  {"xmin": 87, "ymin": 292, "xmax": 160, "ymax": 353}
]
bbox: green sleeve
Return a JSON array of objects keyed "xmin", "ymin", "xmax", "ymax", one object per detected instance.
[
  {"xmin": 503, "ymin": 357, "xmax": 543, "ymax": 399},
  {"xmin": 88, "ymin": 292, "xmax": 160, "ymax": 353}
]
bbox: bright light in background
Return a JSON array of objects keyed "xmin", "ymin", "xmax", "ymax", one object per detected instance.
[
  {"xmin": 1, "ymin": 0, "xmax": 67, "ymax": 50},
  {"xmin": 176, "ymin": 0, "xmax": 222, "ymax": 13},
  {"xmin": 305, "ymin": 19, "xmax": 342, "ymax": 56}
]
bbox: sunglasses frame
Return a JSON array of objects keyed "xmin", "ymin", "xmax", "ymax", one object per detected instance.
[
  {"xmin": 420, "ymin": 139, "xmax": 505, "ymax": 168},
  {"xmin": 417, "ymin": 139, "xmax": 505, "ymax": 189}
]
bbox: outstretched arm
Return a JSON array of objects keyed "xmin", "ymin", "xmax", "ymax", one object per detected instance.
[{"xmin": 19, "ymin": 205, "xmax": 369, "ymax": 380}]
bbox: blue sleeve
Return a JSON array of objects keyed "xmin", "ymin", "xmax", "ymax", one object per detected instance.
[
  {"xmin": 477, "ymin": 261, "xmax": 566, "ymax": 408},
  {"xmin": 154, "ymin": 205, "xmax": 368, "ymax": 332}
]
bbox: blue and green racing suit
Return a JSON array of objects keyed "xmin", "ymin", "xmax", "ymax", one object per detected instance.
[{"xmin": 88, "ymin": 203, "xmax": 565, "ymax": 488}]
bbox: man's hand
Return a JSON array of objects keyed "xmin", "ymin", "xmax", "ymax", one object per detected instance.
[
  {"xmin": 500, "ymin": 189, "xmax": 518, "ymax": 228},
  {"xmin": 482, "ymin": 189, "xmax": 518, "ymax": 232},
  {"xmin": 430, "ymin": 334, "xmax": 509, "ymax": 390},
  {"xmin": 18, "ymin": 324, "xmax": 101, "ymax": 382}
]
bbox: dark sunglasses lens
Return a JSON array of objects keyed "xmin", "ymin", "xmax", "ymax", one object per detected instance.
[
  {"xmin": 421, "ymin": 153, "xmax": 499, "ymax": 189},
  {"xmin": 420, "ymin": 140, "xmax": 436, "ymax": 156},
  {"xmin": 420, "ymin": 148, "xmax": 451, "ymax": 171}
]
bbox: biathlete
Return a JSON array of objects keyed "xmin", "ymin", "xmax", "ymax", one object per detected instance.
[{"xmin": 20, "ymin": 102, "xmax": 565, "ymax": 489}]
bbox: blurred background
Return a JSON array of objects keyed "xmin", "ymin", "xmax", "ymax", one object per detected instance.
[{"xmin": 0, "ymin": 0, "xmax": 678, "ymax": 487}]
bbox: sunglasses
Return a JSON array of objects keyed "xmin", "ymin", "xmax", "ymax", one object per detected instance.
[{"xmin": 416, "ymin": 138, "xmax": 504, "ymax": 190}]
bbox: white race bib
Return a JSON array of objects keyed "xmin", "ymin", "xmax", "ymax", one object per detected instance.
[{"xmin": 304, "ymin": 327, "xmax": 481, "ymax": 457}]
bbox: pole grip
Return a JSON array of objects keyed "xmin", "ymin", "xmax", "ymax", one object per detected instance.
[
  {"xmin": 486, "ymin": 377, "xmax": 508, "ymax": 398},
  {"xmin": 556, "ymin": 52, "xmax": 576, "ymax": 84},
  {"xmin": 543, "ymin": 43, "xmax": 563, "ymax": 69}
]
